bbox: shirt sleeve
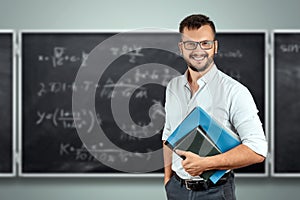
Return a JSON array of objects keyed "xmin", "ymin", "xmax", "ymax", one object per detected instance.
[
  {"xmin": 229, "ymin": 85, "xmax": 268, "ymax": 157},
  {"xmin": 162, "ymin": 84, "xmax": 172, "ymax": 141}
]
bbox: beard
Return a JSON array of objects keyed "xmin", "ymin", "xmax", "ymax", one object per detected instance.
[{"xmin": 184, "ymin": 52, "xmax": 215, "ymax": 72}]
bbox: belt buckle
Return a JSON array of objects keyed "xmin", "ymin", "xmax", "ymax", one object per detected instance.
[
  {"xmin": 184, "ymin": 180, "xmax": 192, "ymax": 190},
  {"xmin": 185, "ymin": 179, "xmax": 208, "ymax": 191}
]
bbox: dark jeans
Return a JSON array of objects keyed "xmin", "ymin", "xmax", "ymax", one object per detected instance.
[{"xmin": 165, "ymin": 173, "xmax": 236, "ymax": 200}]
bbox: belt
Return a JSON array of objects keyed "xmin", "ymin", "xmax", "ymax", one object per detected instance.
[{"xmin": 173, "ymin": 171, "xmax": 232, "ymax": 191}]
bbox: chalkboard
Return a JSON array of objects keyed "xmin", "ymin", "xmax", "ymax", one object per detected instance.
[
  {"xmin": 21, "ymin": 31, "xmax": 267, "ymax": 176},
  {"xmin": 272, "ymin": 31, "xmax": 300, "ymax": 176},
  {"xmin": 0, "ymin": 31, "xmax": 14, "ymax": 176},
  {"xmin": 215, "ymin": 32, "xmax": 268, "ymax": 176}
]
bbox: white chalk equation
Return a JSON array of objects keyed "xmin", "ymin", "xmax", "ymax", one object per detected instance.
[
  {"xmin": 216, "ymin": 49, "xmax": 243, "ymax": 58},
  {"xmin": 110, "ymin": 44, "xmax": 144, "ymax": 63},
  {"xmin": 37, "ymin": 45, "xmax": 145, "ymax": 68},
  {"xmin": 37, "ymin": 47, "xmax": 89, "ymax": 68},
  {"xmin": 36, "ymin": 80, "xmax": 149, "ymax": 99},
  {"xmin": 59, "ymin": 142, "xmax": 152, "ymax": 162},
  {"xmin": 280, "ymin": 44, "xmax": 300, "ymax": 53},
  {"xmin": 119, "ymin": 101, "xmax": 165, "ymax": 141},
  {"xmin": 100, "ymin": 68, "xmax": 177, "ymax": 99},
  {"xmin": 99, "ymin": 79, "xmax": 148, "ymax": 99},
  {"xmin": 36, "ymin": 68, "xmax": 178, "ymax": 98},
  {"xmin": 36, "ymin": 108, "xmax": 98, "ymax": 133},
  {"xmin": 37, "ymin": 81, "xmax": 98, "ymax": 96},
  {"xmin": 35, "ymin": 105, "xmax": 165, "ymax": 137}
]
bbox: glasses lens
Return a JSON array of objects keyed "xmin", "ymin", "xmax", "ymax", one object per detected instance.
[
  {"xmin": 184, "ymin": 41, "xmax": 197, "ymax": 50},
  {"xmin": 200, "ymin": 41, "xmax": 213, "ymax": 50}
]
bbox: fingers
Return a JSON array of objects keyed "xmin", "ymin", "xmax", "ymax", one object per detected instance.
[
  {"xmin": 175, "ymin": 151, "xmax": 205, "ymax": 176},
  {"xmin": 175, "ymin": 149, "xmax": 186, "ymax": 156},
  {"xmin": 175, "ymin": 149, "xmax": 187, "ymax": 160}
]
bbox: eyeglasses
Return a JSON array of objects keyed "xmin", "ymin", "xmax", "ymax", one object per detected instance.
[{"xmin": 181, "ymin": 40, "xmax": 215, "ymax": 50}]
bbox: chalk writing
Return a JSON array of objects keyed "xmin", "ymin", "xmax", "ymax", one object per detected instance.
[
  {"xmin": 38, "ymin": 47, "xmax": 89, "ymax": 68},
  {"xmin": 216, "ymin": 49, "xmax": 243, "ymax": 58},
  {"xmin": 110, "ymin": 45, "xmax": 143, "ymax": 63},
  {"xmin": 37, "ymin": 81, "xmax": 98, "ymax": 96},
  {"xmin": 99, "ymin": 78, "xmax": 148, "ymax": 99},
  {"xmin": 36, "ymin": 66, "xmax": 177, "ymax": 98},
  {"xmin": 99, "ymin": 68, "xmax": 177, "ymax": 99},
  {"xmin": 280, "ymin": 44, "xmax": 300, "ymax": 53},
  {"xmin": 59, "ymin": 143, "xmax": 152, "ymax": 162},
  {"xmin": 134, "ymin": 68, "xmax": 177, "ymax": 85},
  {"xmin": 36, "ymin": 108, "xmax": 98, "ymax": 133},
  {"xmin": 35, "ymin": 105, "xmax": 164, "ymax": 137}
]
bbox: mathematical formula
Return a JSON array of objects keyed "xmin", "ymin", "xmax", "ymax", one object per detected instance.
[
  {"xmin": 216, "ymin": 49, "xmax": 243, "ymax": 58},
  {"xmin": 36, "ymin": 68, "xmax": 178, "ymax": 98},
  {"xmin": 37, "ymin": 45, "xmax": 145, "ymax": 68},
  {"xmin": 38, "ymin": 47, "xmax": 89, "ymax": 68},
  {"xmin": 36, "ymin": 108, "xmax": 99, "ymax": 133},
  {"xmin": 110, "ymin": 44, "xmax": 144, "ymax": 63},
  {"xmin": 59, "ymin": 142, "xmax": 152, "ymax": 162},
  {"xmin": 36, "ymin": 107, "xmax": 164, "ymax": 138}
]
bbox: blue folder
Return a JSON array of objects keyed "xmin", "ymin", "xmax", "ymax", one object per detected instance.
[{"xmin": 165, "ymin": 106, "xmax": 241, "ymax": 184}]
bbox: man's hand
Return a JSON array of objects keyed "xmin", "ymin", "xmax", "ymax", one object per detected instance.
[
  {"xmin": 175, "ymin": 144, "xmax": 266, "ymax": 177},
  {"xmin": 175, "ymin": 149, "xmax": 209, "ymax": 176}
]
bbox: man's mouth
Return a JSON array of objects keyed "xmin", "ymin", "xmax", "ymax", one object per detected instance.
[{"xmin": 190, "ymin": 54, "xmax": 207, "ymax": 61}]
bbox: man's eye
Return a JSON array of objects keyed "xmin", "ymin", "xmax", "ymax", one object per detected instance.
[
  {"xmin": 202, "ymin": 41, "xmax": 209, "ymax": 46},
  {"xmin": 187, "ymin": 42, "xmax": 196, "ymax": 46}
]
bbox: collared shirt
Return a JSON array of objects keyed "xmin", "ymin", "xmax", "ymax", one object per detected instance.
[{"xmin": 162, "ymin": 64, "xmax": 268, "ymax": 180}]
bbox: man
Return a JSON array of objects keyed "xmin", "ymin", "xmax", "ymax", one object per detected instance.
[{"xmin": 162, "ymin": 14, "xmax": 267, "ymax": 200}]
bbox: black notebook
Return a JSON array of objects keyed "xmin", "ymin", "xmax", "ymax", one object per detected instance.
[{"xmin": 167, "ymin": 126, "xmax": 221, "ymax": 180}]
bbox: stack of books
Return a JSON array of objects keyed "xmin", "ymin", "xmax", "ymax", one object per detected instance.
[{"xmin": 165, "ymin": 106, "xmax": 241, "ymax": 183}]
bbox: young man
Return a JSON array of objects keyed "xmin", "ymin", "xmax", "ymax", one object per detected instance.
[{"xmin": 162, "ymin": 14, "xmax": 267, "ymax": 200}]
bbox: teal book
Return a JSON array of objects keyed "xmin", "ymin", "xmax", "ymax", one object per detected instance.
[
  {"xmin": 165, "ymin": 106, "xmax": 241, "ymax": 183},
  {"xmin": 166, "ymin": 126, "xmax": 222, "ymax": 180}
]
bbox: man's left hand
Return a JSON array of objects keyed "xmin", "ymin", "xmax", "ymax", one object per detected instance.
[{"xmin": 175, "ymin": 149, "xmax": 209, "ymax": 176}]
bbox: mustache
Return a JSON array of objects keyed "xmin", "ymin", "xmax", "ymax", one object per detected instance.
[{"xmin": 189, "ymin": 52, "xmax": 208, "ymax": 58}]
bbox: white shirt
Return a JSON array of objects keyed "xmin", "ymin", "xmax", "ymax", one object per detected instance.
[{"xmin": 162, "ymin": 64, "xmax": 268, "ymax": 180}]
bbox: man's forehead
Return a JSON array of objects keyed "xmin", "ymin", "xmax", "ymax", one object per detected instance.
[{"xmin": 181, "ymin": 26, "xmax": 215, "ymax": 40}]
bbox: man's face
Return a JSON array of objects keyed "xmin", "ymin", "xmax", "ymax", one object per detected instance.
[{"xmin": 179, "ymin": 25, "xmax": 218, "ymax": 72}]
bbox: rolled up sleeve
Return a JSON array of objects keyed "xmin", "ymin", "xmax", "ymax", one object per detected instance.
[{"xmin": 230, "ymin": 86, "xmax": 268, "ymax": 157}]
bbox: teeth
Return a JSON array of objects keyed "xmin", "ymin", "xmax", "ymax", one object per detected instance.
[{"xmin": 192, "ymin": 55, "xmax": 205, "ymax": 61}]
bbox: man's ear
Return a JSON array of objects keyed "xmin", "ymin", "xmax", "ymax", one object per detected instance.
[
  {"xmin": 178, "ymin": 42, "xmax": 183, "ymax": 55},
  {"xmin": 214, "ymin": 40, "xmax": 218, "ymax": 54}
]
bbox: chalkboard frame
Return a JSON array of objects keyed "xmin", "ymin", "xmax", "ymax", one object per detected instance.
[
  {"xmin": 18, "ymin": 30, "xmax": 269, "ymax": 178},
  {"xmin": 270, "ymin": 30, "xmax": 300, "ymax": 177},
  {"xmin": 217, "ymin": 30, "xmax": 270, "ymax": 178},
  {"xmin": 0, "ymin": 30, "xmax": 16, "ymax": 177}
]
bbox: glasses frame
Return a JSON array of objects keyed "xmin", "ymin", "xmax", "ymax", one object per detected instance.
[{"xmin": 181, "ymin": 40, "xmax": 216, "ymax": 50}]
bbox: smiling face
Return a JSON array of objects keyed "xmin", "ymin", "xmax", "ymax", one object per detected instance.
[{"xmin": 179, "ymin": 25, "xmax": 218, "ymax": 73}]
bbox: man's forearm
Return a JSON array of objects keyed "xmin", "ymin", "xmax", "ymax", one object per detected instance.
[
  {"xmin": 205, "ymin": 144, "xmax": 265, "ymax": 171},
  {"xmin": 163, "ymin": 142, "xmax": 173, "ymax": 184},
  {"xmin": 176, "ymin": 144, "xmax": 265, "ymax": 176}
]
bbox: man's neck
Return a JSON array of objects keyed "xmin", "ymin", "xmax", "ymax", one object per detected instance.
[
  {"xmin": 187, "ymin": 70, "xmax": 202, "ymax": 95},
  {"xmin": 187, "ymin": 63, "xmax": 214, "ymax": 84}
]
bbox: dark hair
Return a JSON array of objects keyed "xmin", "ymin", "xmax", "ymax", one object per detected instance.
[{"xmin": 179, "ymin": 14, "xmax": 216, "ymax": 37}]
